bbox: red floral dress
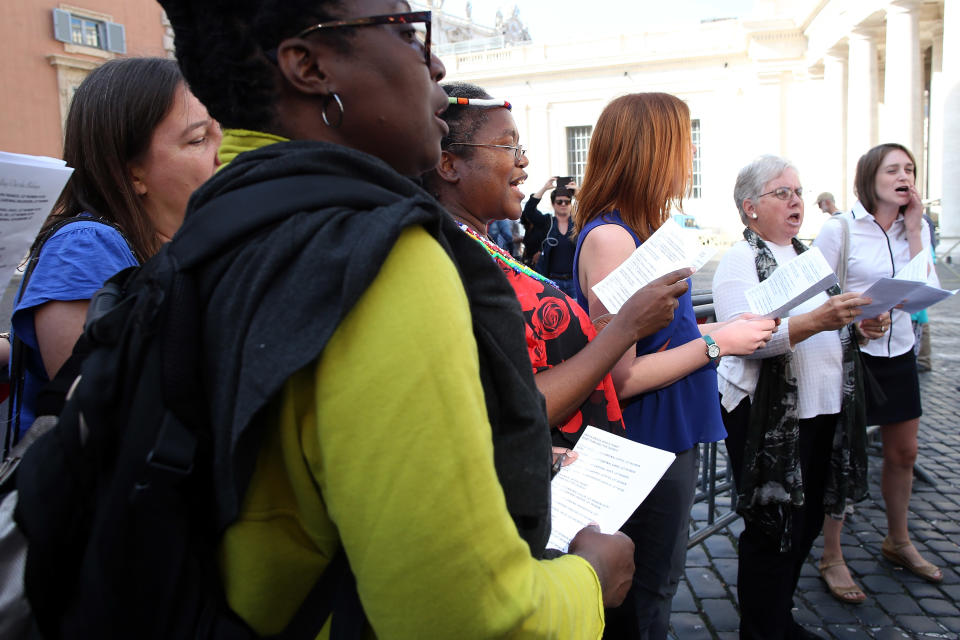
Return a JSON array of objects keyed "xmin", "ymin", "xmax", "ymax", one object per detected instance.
[{"xmin": 460, "ymin": 224, "xmax": 624, "ymax": 447}]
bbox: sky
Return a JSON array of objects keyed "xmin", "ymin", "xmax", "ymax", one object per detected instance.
[{"xmin": 439, "ymin": 0, "xmax": 757, "ymax": 43}]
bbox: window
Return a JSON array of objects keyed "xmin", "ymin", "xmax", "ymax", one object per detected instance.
[
  {"xmin": 566, "ymin": 126, "xmax": 592, "ymax": 185},
  {"xmin": 689, "ymin": 118, "xmax": 702, "ymax": 199},
  {"xmin": 53, "ymin": 8, "xmax": 126, "ymax": 53}
]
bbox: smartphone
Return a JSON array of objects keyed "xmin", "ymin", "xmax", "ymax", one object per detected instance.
[{"xmin": 556, "ymin": 176, "xmax": 574, "ymax": 189}]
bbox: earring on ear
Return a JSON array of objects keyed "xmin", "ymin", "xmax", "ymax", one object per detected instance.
[
  {"xmin": 321, "ymin": 92, "xmax": 344, "ymax": 128},
  {"xmin": 751, "ymin": 213, "xmax": 758, "ymax": 219}
]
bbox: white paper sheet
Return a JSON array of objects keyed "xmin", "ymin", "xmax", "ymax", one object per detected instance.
[
  {"xmin": 0, "ymin": 151, "xmax": 74, "ymax": 288},
  {"xmin": 546, "ymin": 426, "xmax": 676, "ymax": 553},
  {"xmin": 744, "ymin": 247, "xmax": 838, "ymax": 318},
  {"xmin": 592, "ymin": 218, "xmax": 716, "ymax": 314},
  {"xmin": 857, "ymin": 251, "xmax": 955, "ymax": 317}
]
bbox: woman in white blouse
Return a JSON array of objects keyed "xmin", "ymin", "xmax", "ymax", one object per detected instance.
[
  {"xmin": 713, "ymin": 155, "xmax": 873, "ymax": 639},
  {"xmin": 815, "ymin": 143, "xmax": 942, "ymax": 587}
]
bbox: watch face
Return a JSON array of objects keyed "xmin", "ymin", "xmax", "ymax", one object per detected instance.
[{"xmin": 708, "ymin": 344, "xmax": 721, "ymax": 359}]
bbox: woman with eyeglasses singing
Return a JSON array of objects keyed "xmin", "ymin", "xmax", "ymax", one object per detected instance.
[
  {"xmin": 426, "ymin": 81, "xmax": 691, "ymax": 462},
  {"xmin": 148, "ymin": 1, "xmax": 641, "ymax": 638},
  {"xmin": 522, "ymin": 177, "xmax": 578, "ymax": 297},
  {"xmin": 573, "ymin": 93, "xmax": 777, "ymax": 640},
  {"xmin": 713, "ymin": 155, "xmax": 873, "ymax": 639},
  {"xmin": 814, "ymin": 143, "xmax": 942, "ymax": 595}
]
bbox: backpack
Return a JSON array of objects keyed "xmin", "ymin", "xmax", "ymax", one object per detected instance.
[
  {"xmin": 1, "ymin": 215, "xmax": 132, "ymax": 639},
  {"xmin": 10, "ymin": 177, "xmax": 366, "ymax": 640}
]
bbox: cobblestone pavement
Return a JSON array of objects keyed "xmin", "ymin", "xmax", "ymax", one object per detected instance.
[{"xmin": 672, "ymin": 261, "xmax": 960, "ymax": 639}]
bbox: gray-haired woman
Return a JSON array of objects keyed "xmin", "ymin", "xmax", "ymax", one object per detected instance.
[{"xmin": 712, "ymin": 155, "xmax": 873, "ymax": 639}]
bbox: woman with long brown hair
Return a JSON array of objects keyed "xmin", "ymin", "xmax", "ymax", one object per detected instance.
[
  {"xmin": 8, "ymin": 57, "xmax": 220, "ymax": 438},
  {"xmin": 574, "ymin": 92, "xmax": 776, "ymax": 639}
]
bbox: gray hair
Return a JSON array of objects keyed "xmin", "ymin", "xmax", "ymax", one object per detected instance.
[{"xmin": 733, "ymin": 155, "xmax": 797, "ymax": 225}]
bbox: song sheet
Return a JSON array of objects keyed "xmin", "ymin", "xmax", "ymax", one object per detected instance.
[
  {"xmin": 592, "ymin": 218, "xmax": 716, "ymax": 314},
  {"xmin": 0, "ymin": 151, "xmax": 73, "ymax": 288},
  {"xmin": 546, "ymin": 426, "xmax": 676, "ymax": 553},
  {"xmin": 858, "ymin": 251, "xmax": 956, "ymax": 317},
  {"xmin": 744, "ymin": 247, "xmax": 838, "ymax": 318}
]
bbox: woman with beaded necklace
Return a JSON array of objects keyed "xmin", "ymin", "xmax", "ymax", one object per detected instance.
[{"xmin": 425, "ymin": 82, "xmax": 691, "ymax": 452}]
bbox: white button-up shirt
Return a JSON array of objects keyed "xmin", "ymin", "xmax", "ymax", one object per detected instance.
[
  {"xmin": 814, "ymin": 201, "xmax": 938, "ymax": 358},
  {"xmin": 713, "ymin": 240, "xmax": 843, "ymax": 419}
]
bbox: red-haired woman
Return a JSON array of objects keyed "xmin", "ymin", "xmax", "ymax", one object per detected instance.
[{"xmin": 574, "ymin": 92, "xmax": 776, "ymax": 640}]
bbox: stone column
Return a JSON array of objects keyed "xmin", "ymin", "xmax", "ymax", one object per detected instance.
[
  {"xmin": 882, "ymin": 0, "xmax": 924, "ymax": 184},
  {"xmin": 928, "ymin": 22, "xmax": 944, "ymax": 204},
  {"xmin": 823, "ymin": 46, "xmax": 848, "ymax": 208},
  {"xmin": 846, "ymin": 28, "xmax": 878, "ymax": 192},
  {"xmin": 941, "ymin": 0, "xmax": 960, "ymax": 238}
]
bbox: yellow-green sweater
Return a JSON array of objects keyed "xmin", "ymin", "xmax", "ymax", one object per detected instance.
[{"xmin": 217, "ymin": 130, "xmax": 605, "ymax": 639}]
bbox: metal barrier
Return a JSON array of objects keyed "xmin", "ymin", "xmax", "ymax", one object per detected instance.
[{"xmin": 688, "ymin": 290, "xmax": 741, "ymax": 548}]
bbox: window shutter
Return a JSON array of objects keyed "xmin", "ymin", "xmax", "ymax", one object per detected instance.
[
  {"xmin": 52, "ymin": 9, "xmax": 72, "ymax": 43},
  {"xmin": 105, "ymin": 22, "xmax": 126, "ymax": 53}
]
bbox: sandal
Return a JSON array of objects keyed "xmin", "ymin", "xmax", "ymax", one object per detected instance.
[
  {"xmin": 881, "ymin": 536, "xmax": 943, "ymax": 583},
  {"xmin": 818, "ymin": 560, "xmax": 867, "ymax": 604}
]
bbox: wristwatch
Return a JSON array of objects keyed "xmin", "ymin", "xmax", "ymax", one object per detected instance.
[{"xmin": 703, "ymin": 335, "xmax": 721, "ymax": 363}]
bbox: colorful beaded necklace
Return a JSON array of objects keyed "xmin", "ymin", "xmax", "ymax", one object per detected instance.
[{"xmin": 455, "ymin": 221, "xmax": 557, "ymax": 287}]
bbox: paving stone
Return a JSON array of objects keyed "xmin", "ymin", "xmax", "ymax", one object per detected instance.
[
  {"xmin": 941, "ymin": 584, "xmax": 960, "ymax": 601},
  {"xmin": 808, "ymin": 602, "xmax": 859, "ymax": 624},
  {"xmin": 938, "ymin": 616, "xmax": 960, "ymax": 633},
  {"xmin": 900, "ymin": 579, "xmax": 947, "ymax": 599},
  {"xmin": 703, "ymin": 534, "xmax": 738, "ymax": 559},
  {"xmin": 918, "ymin": 596, "xmax": 960, "ymax": 616},
  {"xmin": 686, "ymin": 567, "xmax": 728, "ymax": 599},
  {"xmin": 686, "ymin": 544, "xmax": 710, "ymax": 567},
  {"xmin": 700, "ymin": 598, "xmax": 740, "ymax": 632},
  {"xmin": 716, "ymin": 632, "xmax": 739, "ymax": 640},
  {"xmin": 672, "ymin": 579, "xmax": 697, "ymax": 613},
  {"xmin": 853, "ymin": 605, "xmax": 894, "ymax": 627},
  {"xmin": 871, "ymin": 628, "xmax": 914, "ymax": 640},
  {"xmin": 875, "ymin": 593, "xmax": 923, "ymax": 615},
  {"xmin": 668, "ymin": 612, "xmax": 710, "ymax": 638},
  {"xmin": 897, "ymin": 614, "xmax": 947, "ymax": 634},
  {"xmin": 861, "ymin": 574, "xmax": 904, "ymax": 594},
  {"xmin": 712, "ymin": 558, "xmax": 738, "ymax": 587},
  {"xmin": 825, "ymin": 624, "xmax": 873, "ymax": 639}
]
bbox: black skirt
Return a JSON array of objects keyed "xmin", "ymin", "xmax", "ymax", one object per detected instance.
[{"xmin": 861, "ymin": 351, "xmax": 921, "ymax": 425}]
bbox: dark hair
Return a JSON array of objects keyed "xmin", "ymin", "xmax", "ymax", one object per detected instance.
[
  {"xmin": 550, "ymin": 190, "xmax": 571, "ymax": 205},
  {"xmin": 44, "ymin": 57, "xmax": 184, "ymax": 261},
  {"xmin": 854, "ymin": 143, "xmax": 916, "ymax": 214},
  {"xmin": 438, "ymin": 82, "xmax": 494, "ymax": 156},
  {"xmin": 158, "ymin": 0, "xmax": 348, "ymax": 131}
]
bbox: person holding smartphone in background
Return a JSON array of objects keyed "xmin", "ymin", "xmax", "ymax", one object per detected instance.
[{"xmin": 522, "ymin": 176, "xmax": 578, "ymax": 297}]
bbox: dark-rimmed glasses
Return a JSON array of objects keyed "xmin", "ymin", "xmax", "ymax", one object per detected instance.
[
  {"xmin": 293, "ymin": 11, "xmax": 432, "ymax": 66},
  {"xmin": 554, "ymin": 198, "xmax": 572, "ymax": 205},
  {"xmin": 758, "ymin": 186, "xmax": 803, "ymax": 201},
  {"xmin": 448, "ymin": 142, "xmax": 527, "ymax": 163}
]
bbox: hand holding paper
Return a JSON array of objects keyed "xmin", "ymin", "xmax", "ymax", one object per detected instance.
[
  {"xmin": 743, "ymin": 248, "xmax": 838, "ymax": 318},
  {"xmin": 547, "ymin": 426, "xmax": 675, "ymax": 552},
  {"xmin": 592, "ymin": 219, "xmax": 715, "ymax": 314},
  {"xmin": 858, "ymin": 250, "xmax": 956, "ymax": 316}
]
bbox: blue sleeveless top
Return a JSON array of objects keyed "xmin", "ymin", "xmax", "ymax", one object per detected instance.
[{"xmin": 573, "ymin": 211, "xmax": 725, "ymax": 452}]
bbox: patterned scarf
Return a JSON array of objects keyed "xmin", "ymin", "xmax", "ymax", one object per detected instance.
[{"xmin": 737, "ymin": 228, "xmax": 868, "ymax": 551}]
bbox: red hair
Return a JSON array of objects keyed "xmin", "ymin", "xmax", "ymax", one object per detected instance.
[{"xmin": 575, "ymin": 93, "xmax": 692, "ymax": 241}]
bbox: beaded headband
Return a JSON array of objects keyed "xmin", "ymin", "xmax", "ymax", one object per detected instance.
[{"xmin": 447, "ymin": 97, "xmax": 512, "ymax": 110}]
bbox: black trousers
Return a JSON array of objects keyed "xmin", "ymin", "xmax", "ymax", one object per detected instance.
[{"xmin": 723, "ymin": 396, "xmax": 837, "ymax": 640}]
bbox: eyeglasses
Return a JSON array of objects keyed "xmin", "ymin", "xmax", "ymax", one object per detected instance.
[
  {"xmin": 448, "ymin": 142, "xmax": 527, "ymax": 163},
  {"xmin": 758, "ymin": 186, "xmax": 803, "ymax": 201},
  {"xmin": 554, "ymin": 199, "xmax": 572, "ymax": 205},
  {"xmin": 289, "ymin": 11, "xmax": 432, "ymax": 67}
]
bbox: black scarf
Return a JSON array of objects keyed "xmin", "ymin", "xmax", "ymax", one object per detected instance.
[
  {"xmin": 737, "ymin": 229, "xmax": 868, "ymax": 551},
  {"xmin": 178, "ymin": 140, "xmax": 552, "ymax": 556}
]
